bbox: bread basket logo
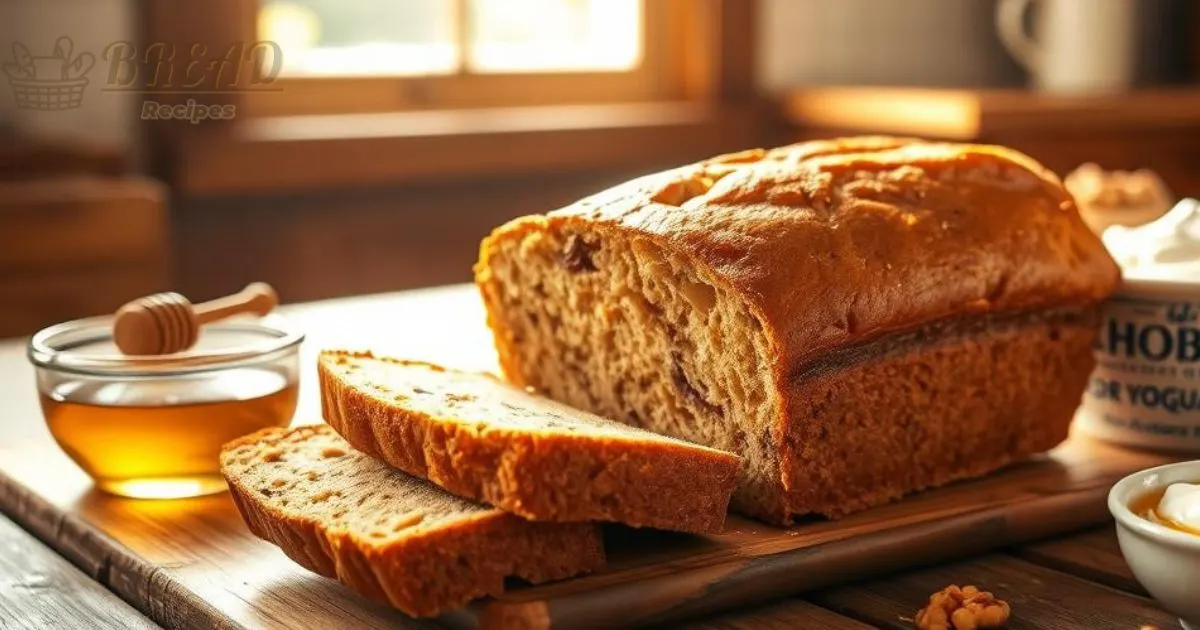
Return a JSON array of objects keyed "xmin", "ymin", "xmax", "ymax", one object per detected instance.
[{"xmin": 4, "ymin": 37, "xmax": 95, "ymax": 110}]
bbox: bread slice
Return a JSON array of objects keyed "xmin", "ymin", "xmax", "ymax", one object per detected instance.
[
  {"xmin": 318, "ymin": 350, "xmax": 740, "ymax": 533},
  {"xmin": 220, "ymin": 425, "xmax": 604, "ymax": 618}
]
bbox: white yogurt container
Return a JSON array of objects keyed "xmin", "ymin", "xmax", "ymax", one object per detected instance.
[{"xmin": 1075, "ymin": 198, "xmax": 1200, "ymax": 452}]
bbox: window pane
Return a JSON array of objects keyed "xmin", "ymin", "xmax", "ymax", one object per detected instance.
[
  {"xmin": 259, "ymin": 0, "xmax": 457, "ymax": 76},
  {"xmin": 467, "ymin": 0, "xmax": 641, "ymax": 73}
]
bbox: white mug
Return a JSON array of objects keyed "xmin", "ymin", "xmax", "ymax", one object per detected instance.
[
  {"xmin": 761, "ymin": 0, "xmax": 1023, "ymax": 89},
  {"xmin": 996, "ymin": 0, "xmax": 1137, "ymax": 94}
]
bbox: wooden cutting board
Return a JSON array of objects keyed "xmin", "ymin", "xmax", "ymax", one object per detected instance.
[{"xmin": 0, "ymin": 285, "xmax": 1180, "ymax": 630}]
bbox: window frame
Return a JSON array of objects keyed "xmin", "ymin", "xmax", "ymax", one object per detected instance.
[
  {"xmin": 146, "ymin": 0, "xmax": 711, "ymax": 117},
  {"xmin": 140, "ymin": 0, "xmax": 761, "ymax": 194},
  {"xmin": 249, "ymin": 0, "xmax": 691, "ymax": 116}
]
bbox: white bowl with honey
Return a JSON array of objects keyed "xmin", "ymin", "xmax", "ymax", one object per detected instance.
[
  {"xmin": 28, "ymin": 316, "xmax": 302, "ymax": 499},
  {"xmin": 1109, "ymin": 460, "xmax": 1200, "ymax": 629}
]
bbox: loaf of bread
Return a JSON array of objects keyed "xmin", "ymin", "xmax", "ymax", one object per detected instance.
[
  {"xmin": 476, "ymin": 137, "xmax": 1121, "ymax": 524},
  {"xmin": 319, "ymin": 350, "xmax": 740, "ymax": 533},
  {"xmin": 220, "ymin": 425, "xmax": 604, "ymax": 617}
]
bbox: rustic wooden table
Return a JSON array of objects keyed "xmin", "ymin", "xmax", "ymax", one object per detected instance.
[{"xmin": 0, "ymin": 286, "xmax": 1180, "ymax": 630}]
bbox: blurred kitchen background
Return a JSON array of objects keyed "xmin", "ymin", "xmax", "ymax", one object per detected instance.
[{"xmin": 2, "ymin": 0, "xmax": 1198, "ymax": 338}]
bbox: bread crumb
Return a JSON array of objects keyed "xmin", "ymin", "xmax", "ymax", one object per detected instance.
[
  {"xmin": 915, "ymin": 585, "xmax": 1010, "ymax": 630},
  {"xmin": 393, "ymin": 511, "xmax": 425, "ymax": 532},
  {"xmin": 310, "ymin": 489, "xmax": 337, "ymax": 503},
  {"xmin": 261, "ymin": 448, "xmax": 283, "ymax": 463},
  {"xmin": 321, "ymin": 446, "xmax": 346, "ymax": 458}
]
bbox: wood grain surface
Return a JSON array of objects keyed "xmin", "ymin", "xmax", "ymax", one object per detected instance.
[
  {"xmin": 0, "ymin": 286, "xmax": 1181, "ymax": 629},
  {"xmin": 783, "ymin": 87, "xmax": 1200, "ymax": 139},
  {"xmin": 1013, "ymin": 527, "xmax": 1146, "ymax": 596},
  {"xmin": 683, "ymin": 598, "xmax": 874, "ymax": 630},
  {"xmin": 811, "ymin": 554, "xmax": 1176, "ymax": 630},
  {"xmin": 0, "ymin": 513, "xmax": 158, "ymax": 630}
]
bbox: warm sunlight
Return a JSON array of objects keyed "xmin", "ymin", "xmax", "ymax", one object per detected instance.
[
  {"xmin": 258, "ymin": 0, "xmax": 642, "ymax": 77},
  {"xmin": 6, "ymin": 1, "xmax": 1200, "ymax": 628}
]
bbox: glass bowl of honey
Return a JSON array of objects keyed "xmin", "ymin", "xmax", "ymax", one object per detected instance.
[{"xmin": 28, "ymin": 316, "xmax": 303, "ymax": 499}]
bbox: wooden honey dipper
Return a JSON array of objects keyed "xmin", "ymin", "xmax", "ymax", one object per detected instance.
[{"xmin": 113, "ymin": 282, "xmax": 279, "ymax": 355}]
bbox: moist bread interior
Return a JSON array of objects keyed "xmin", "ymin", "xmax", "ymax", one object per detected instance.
[
  {"xmin": 331, "ymin": 353, "xmax": 734, "ymax": 450},
  {"xmin": 319, "ymin": 352, "xmax": 739, "ymax": 532},
  {"xmin": 483, "ymin": 229, "xmax": 782, "ymax": 511},
  {"xmin": 223, "ymin": 425, "xmax": 493, "ymax": 542}
]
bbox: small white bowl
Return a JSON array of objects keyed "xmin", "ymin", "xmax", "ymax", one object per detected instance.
[{"xmin": 1109, "ymin": 460, "xmax": 1200, "ymax": 629}]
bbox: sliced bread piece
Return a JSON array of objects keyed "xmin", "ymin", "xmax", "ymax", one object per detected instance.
[
  {"xmin": 318, "ymin": 350, "xmax": 740, "ymax": 533},
  {"xmin": 220, "ymin": 425, "xmax": 604, "ymax": 618}
]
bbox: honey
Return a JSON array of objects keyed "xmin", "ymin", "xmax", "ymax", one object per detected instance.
[
  {"xmin": 40, "ymin": 368, "xmax": 298, "ymax": 499},
  {"xmin": 1130, "ymin": 484, "xmax": 1200, "ymax": 536},
  {"xmin": 1130, "ymin": 486, "xmax": 1167, "ymax": 516}
]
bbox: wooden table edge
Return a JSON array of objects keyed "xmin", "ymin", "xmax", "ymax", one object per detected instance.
[{"xmin": 0, "ymin": 469, "xmax": 244, "ymax": 630}]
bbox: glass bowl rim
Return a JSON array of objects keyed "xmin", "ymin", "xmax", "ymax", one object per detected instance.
[{"xmin": 27, "ymin": 315, "xmax": 305, "ymax": 377}]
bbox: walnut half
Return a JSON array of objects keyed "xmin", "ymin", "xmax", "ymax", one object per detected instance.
[{"xmin": 915, "ymin": 585, "xmax": 1011, "ymax": 630}]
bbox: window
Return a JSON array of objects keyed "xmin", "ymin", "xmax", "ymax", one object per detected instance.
[
  {"xmin": 243, "ymin": 0, "xmax": 694, "ymax": 116},
  {"xmin": 142, "ymin": 0, "xmax": 757, "ymax": 193},
  {"xmin": 259, "ymin": 0, "xmax": 641, "ymax": 76}
]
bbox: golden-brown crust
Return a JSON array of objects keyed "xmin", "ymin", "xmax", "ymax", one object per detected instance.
[
  {"xmin": 221, "ymin": 426, "xmax": 605, "ymax": 618},
  {"xmin": 476, "ymin": 137, "xmax": 1121, "ymax": 524},
  {"xmin": 769, "ymin": 307, "xmax": 1097, "ymax": 523},
  {"xmin": 319, "ymin": 350, "xmax": 740, "ymax": 533},
  {"xmin": 531, "ymin": 137, "xmax": 1119, "ymax": 371}
]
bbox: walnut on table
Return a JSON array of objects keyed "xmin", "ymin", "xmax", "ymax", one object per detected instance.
[{"xmin": 914, "ymin": 584, "xmax": 1011, "ymax": 630}]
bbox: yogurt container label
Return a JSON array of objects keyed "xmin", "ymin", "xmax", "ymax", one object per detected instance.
[
  {"xmin": 1077, "ymin": 293, "xmax": 1200, "ymax": 451},
  {"xmin": 1076, "ymin": 198, "xmax": 1200, "ymax": 451}
]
